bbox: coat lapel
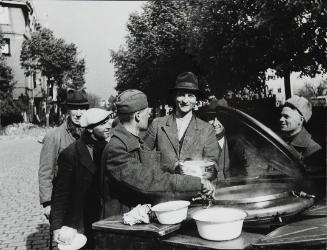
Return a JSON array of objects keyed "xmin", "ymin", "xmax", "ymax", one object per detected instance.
[
  {"xmin": 76, "ymin": 139, "xmax": 96, "ymax": 175},
  {"xmin": 161, "ymin": 114, "xmax": 180, "ymax": 157},
  {"xmin": 180, "ymin": 115, "xmax": 201, "ymax": 157}
]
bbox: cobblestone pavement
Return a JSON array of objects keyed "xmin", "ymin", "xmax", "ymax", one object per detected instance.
[{"xmin": 0, "ymin": 137, "xmax": 50, "ymax": 250}]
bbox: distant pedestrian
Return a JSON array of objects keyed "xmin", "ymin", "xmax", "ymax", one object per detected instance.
[
  {"xmin": 51, "ymin": 108, "xmax": 113, "ymax": 249},
  {"xmin": 38, "ymin": 89, "xmax": 89, "ymax": 219}
]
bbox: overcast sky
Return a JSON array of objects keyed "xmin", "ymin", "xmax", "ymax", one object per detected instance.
[{"xmin": 32, "ymin": 0, "xmax": 144, "ymax": 98}]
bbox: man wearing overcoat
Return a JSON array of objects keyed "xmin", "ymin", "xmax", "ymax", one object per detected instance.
[
  {"xmin": 51, "ymin": 108, "xmax": 113, "ymax": 249},
  {"xmin": 38, "ymin": 89, "xmax": 89, "ymax": 219},
  {"xmin": 143, "ymin": 72, "xmax": 220, "ymax": 177},
  {"xmin": 102, "ymin": 89, "xmax": 215, "ymax": 218},
  {"xmin": 280, "ymin": 95, "xmax": 325, "ymax": 200}
]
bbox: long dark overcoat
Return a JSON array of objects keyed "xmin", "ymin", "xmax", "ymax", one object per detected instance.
[{"xmin": 51, "ymin": 134, "xmax": 106, "ymax": 246}]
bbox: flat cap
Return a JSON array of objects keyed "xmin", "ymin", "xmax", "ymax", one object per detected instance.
[
  {"xmin": 285, "ymin": 95, "xmax": 312, "ymax": 123},
  {"xmin": 115, "ymin": 89, "xmax": 148, "ymax": 114},
  {"xmin": 80, "ymin": 108, "xmax": 112, "ymax": 128}
]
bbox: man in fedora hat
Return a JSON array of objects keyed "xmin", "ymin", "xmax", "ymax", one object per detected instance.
[
  {"xmin": 51, "ymin": 108, "xmax": 113, "ymax": 249},
  {"xmin": 38, "ymin": 88, "xmax": 89, "ymax": 220},
  {"xmin": 200, "ymin": 98, "xmax": 230, "ymax": 181},
  {"xmin": 101, "ymin": 89, "xmax": 215, "ymax": 218},
  {"xmin": 143, "ymin": 72, "xmax": 220, "ymax": 180}
]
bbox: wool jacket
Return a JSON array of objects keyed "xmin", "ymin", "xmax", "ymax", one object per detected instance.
[
  {"xmin": 285, "ymin": 127, "xmax": 324, "ymax": 175},
  {"xmin": 101, "ymin": 123, "xmax": 202, "ymax": 218},
  {"xmin": 143, "ymin": 113, "xmax": 220, "ymax": 174},
  {"xmin": 38, "ymin": 120, "xmax": 77, "ymax": 206}
]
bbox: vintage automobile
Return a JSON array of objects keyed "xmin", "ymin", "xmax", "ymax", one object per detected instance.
[{"xmin": 92, "ymin": 105, "xmax": 326, "ymax": 250}]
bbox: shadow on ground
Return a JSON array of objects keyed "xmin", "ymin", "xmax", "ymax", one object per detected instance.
[{"xmin": 26, "ymin": 223, "xmax": 51, "ymax": 250}]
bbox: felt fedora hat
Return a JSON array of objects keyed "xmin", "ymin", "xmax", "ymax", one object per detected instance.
[
  {"xmin": 66, "ymin": 88, "xmax": 89, "ymax": 108},
  {"xmin": 171, "ymin": 72, "xmax": 199, "ymax": 92}
]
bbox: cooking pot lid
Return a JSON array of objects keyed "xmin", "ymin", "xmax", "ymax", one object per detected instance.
[
  {"xmin": 214, "ymin": 106, "xmax": 306, "ymax": 180},
  {"xmin": 214, "ymin": 183, "xmax": 291, "ymax": 204}
]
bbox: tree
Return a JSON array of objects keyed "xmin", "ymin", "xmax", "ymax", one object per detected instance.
[
  {"xmin": 20, "ymin": 26, "xmax": 86, "ymax": 100},
  {"xmin": 185, "ymin": 0, "xmax": 327, "ymax": 98},
  {"xmin": 111, "ymin": 1, "xmax": 207, "ymax": 106},
  {"xmin": 252, "ymin": 0, "xmax": 327, "ymax": 98},
  {"xmin": 296, "ymin": 79, "xmax": 327, "ymax": 99},
  {"xmin": 0, "ymin": 36, "xmax": 21, "ymax": 127},
  {"xmin": 111, "ymin": 0, "xmax": 327, "ymax": 103}
]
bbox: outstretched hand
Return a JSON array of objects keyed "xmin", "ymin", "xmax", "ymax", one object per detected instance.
[{"xmin": 201, "ymin": 179, "xmax": 215, "ymax": 196}]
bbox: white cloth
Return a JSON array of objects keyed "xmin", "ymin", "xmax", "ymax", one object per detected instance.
[
  {"xmin": 123, "ymin": 204, "xmax": 152, "ymax": 226},
  {"xmin": 176, "ymin": 112, "xmax": 193, "ymax": 141}
]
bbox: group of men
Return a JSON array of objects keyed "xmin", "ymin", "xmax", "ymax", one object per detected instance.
[
  {"xmin": 38, "ymin": 72, "xmax": 324, "ymax": 249},
  {"xmin": 39, "ymin": 72, "xmax": 223, "ymax": 249}
]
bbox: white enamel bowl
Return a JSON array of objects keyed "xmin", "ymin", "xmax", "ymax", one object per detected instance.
[
  {"xmin": 192, "ymin": 207, "xmax": 247, "ymax": 241},
  {"xmin": 152, "ymin": 200, "xmax": 190, "ymax": 224}
]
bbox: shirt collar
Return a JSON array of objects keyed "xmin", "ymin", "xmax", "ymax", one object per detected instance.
[{"xmin": 175, "ymin": 111, "xmax": 193, "ymax": 123}]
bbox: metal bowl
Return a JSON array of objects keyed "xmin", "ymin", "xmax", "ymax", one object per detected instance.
[{"xmin": 179, "ymin": 160, "xmax": 215, "ymax": 178}]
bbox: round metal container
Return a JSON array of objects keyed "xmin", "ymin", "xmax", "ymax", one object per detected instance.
[
  {"xmin": 179, "ymin": 160, "xmax": 215, "ymax": 178},
  {"xmin": 212, "ymin": 183, "xmax": 314, "ymax": 225}
]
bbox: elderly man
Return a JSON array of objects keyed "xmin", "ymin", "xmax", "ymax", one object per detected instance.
[
  {"xmin": 102, "ymin": 89, "xmax": 214, "ymax": 217},
  {"xmin": 38, "ymin": 89, "xmax": 89, "ymax": 219},
  {"xmin": 143, "ymin": 72, "xmax": 220, "ymax": 178},
  {"xmin": 51, "ymin": 108, "xmax": 113, "ymax": 249}
]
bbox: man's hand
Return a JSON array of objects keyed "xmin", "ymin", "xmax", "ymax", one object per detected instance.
[
  {"xmin": 201, "ymin": 179, "xmax": 215, "ymax": 196},
  {"xmin": 53, "ymin": 229, "xmax": 61, "ymax": 243},
  {"xmin": 54, "ymin": 226, "xmax": 77, "ymax": 245},
  {"xmin": 44, "ymin": 205, "xmax": 51, "ymax": 220},
  {"xmin": 201, "ymin": 165, "xmax": 218, "ymax": 181},
  {"xmin": 174, "ymin": 160, "xmax": 185, "ymax": 174}
]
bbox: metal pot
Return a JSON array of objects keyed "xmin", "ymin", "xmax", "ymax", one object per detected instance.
[
  {"xmin": 192, "ymin": 183, "xmax": 314, "ymax": 226},
  {"xmin": 179, "ymin": 160, "xmax": 215, "ymax": 178}
]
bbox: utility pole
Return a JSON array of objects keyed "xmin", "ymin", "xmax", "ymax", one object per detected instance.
[{"xmin": 0, "ymin": 100, "xmax": 2, "ymax": 128}]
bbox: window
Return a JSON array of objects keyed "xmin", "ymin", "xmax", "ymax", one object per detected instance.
[
  {"xmin": 1, "ymin": 38, "xmax": 10, "ymax": 55},
  {"xmin": 0, "ymin": 6, "xmax": 10, "ymax": 24}
]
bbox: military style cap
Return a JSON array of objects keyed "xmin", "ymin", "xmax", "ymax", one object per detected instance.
[
  {"xmin": 66, "ymin": 88, "xmax": 89, "ymax": 108},
  {"xmin": 285, "ymin": 95, "xmax": 312, "ymax": 123},
  {"xmin": 80, "ymin": 108, "xmax": 112, "ymax": 128},
  {"xmin": 115, "ymin": 89, "xmax": 148, "ymax": 114},
  {"xmin": 172, "ymin": 72, "xmax": 199, "ymax": 92}
]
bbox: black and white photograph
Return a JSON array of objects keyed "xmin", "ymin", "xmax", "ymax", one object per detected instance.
[{"xmin": 0, "ymin": 0, "xmax": 326, "ymax": 249}]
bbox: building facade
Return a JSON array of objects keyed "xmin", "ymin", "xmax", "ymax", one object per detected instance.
[{"xmin": 0, "ymin": 0, "xmax": 46, "ymax": 122}]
